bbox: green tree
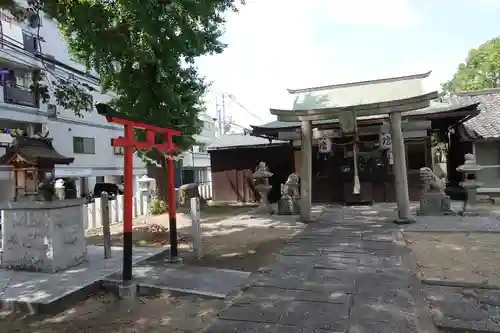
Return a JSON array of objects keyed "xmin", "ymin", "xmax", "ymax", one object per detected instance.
[
  {"xmin": 442, "ymin": 37, "xmax": 500, "ymax": 93},
  {"xmin": 0, "ymin": 0, "xmax": 241, "ymax": 154}
]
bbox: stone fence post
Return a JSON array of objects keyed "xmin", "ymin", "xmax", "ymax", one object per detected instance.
[{"xmin": 101, "ymin": 192, "xmax": 112, "ymax": 259}]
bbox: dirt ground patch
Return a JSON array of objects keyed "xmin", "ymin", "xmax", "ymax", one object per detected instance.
[
  {"xmin": 2, "ymin": 208, "xmax": 302, "ymax": 333},
  {"xmin": 404, "ymin": 231, "xmax": 500, "ymax": 286},
  {"xmin": 1, "ymin": 291, "xmax": 225, "ymax": 333}
]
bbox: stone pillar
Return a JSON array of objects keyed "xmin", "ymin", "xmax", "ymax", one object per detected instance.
[
  {"xmin": 389, "ymin": 112, "xmax": 413, "ymax": 223},
  {"xmin": 300, "ymin": 119, "xmax": 312, "ymax": 222}
]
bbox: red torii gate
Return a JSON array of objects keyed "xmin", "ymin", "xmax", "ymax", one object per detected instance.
[{"xmin": 96, "ymin": 103, "xmax": 181, "ymax": 281}]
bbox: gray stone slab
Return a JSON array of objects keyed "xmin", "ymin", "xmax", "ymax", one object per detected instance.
[
  {"xmin": 0, "ymin": 246, "xmax": 165, "ymax": 310},
  {"xmin": 348, "ymin": 317, "xmax": 418, "ymax": 333},
  {"xmin": 218, "ymin": 300, "xmax": 287, "ymax": 324},
  {"xmin": 279, "ymin": 301, "xmax": 349, "ymax": 331},
  {"xmin": 206, "ymin": 204, "xmax": 431, "ymax": 333},
  {"xmin": 307, "ymin": 268, "xmax": 360, "ymax": 285},
  {"xmin": 355, "ymin": 269, "xmax": 412, "ymax": 291},
  {"xmin": 203, "ymin": 319, "xmax": 275, "ymax": 333},
  {"xmin": 105, "ymin": 264, "xmax": 251, "ymax": 298},
  {"xmin": 204, "ymin": 320, "xmax": 338, "ymax": 333},
  {"xmin": 252, "ymin": 274, "xmax": 355, "ymax": 294},
  {"xmin": 236, "ymin": 286, "xmax": 351, "ymax": 305},
  {"xmin": 407, "ymin": 215, "xmax": 500, "ymax": 233},
  {"xmin": 424, "ymin": 285, "xmax": 500, "ymax": 332},
  {"xmin": 361, "ymin": 233, "xmax": 397, "ymax": 242},
  {"xmin": 354, "ymin": 287, "xmax": 415, "ymax": 312}
]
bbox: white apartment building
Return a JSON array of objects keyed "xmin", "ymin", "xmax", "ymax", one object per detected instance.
[
  {"xmin": 0, "ymin": 9, "xmax": 147, "ymax": 200},
  {"xmin": 181, "ymin": 112, "xmax": 217, "ymax": 185}
]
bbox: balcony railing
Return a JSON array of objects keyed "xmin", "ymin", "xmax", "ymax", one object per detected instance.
[{"xmin": 3, "ymin": 85, "xmax": 37, "ymax": 108}]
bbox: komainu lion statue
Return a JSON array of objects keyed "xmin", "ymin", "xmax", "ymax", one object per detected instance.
[
  {"xmin": 281, "ymin": 173, "xmax": 300, "ymax": 198},
  {"xmin": 419, "ymin": 167, "xmax": 446, "ymax": 194}
]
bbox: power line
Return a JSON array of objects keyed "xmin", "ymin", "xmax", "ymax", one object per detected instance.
[{"xmin": 225, "ymin": 93, "xmax": 262, "ymax": 121}]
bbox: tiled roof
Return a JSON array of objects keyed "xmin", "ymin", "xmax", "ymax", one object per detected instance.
[
  {"xmin": 252, "ymin": 101, "xmax": 478, "ymax": 130},
  {"xmin": 447, "ymin": 89, "xmax": 500, "ymax": 139},
  {"xmin": 0, "ymin": 137, "xmax": 74, "ymax": 165},
  {"xmin": 207, "ymin": 134, "xmax": 288, "ymax": 151}
]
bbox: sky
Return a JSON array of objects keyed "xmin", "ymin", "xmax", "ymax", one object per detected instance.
[{"xmin": 196, "ymin": 0, "xmax": 500, "ymax": 128}]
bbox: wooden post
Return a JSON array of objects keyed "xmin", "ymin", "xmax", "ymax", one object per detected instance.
[
  {"xmin": 101, "ymin": 192, "xmax": 112, "ymax": 259},
  {"xmin": 167, "ymin": 155, "xmax": 179, "ymax": 261},
  {"xmin": 122, "ymin": 124, "xmax": 134, "ymax": 280}
]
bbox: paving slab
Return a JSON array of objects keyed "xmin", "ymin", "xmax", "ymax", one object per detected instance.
[
  {"xmin": 205, "ymin": 205, "xmax": 434, "ymax": 333},
  {"xmin": 103, "ymin": 264, "xmax": 251, "ymax": 298},
  {"xmin": 406, "ymin": 215, "xmax": 500, "ymax": 233},
  {"xmin": 424, "ymin": 285, "xmax": 500, "ymax": 332},
  {"xmin": 0, "ymin": 245, "xmax": 166, "ymax": 313}
]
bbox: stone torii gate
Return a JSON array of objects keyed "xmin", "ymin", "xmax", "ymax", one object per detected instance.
[{"xmin": 270, "ymin": 72, "xmax": 438, "ymax": 223}]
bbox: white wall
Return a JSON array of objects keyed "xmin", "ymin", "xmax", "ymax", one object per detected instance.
[
  {"xmin": 474, "ymin": 141, "xmax": 500, "ymax": 192},
  {"xmin": 48, "ymin": 119, "xmax": 146, "ymax": 177}
]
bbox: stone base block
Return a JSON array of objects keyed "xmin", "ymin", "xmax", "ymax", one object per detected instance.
[
  {"xmin": 166, "ymin": 255, "xmax": 183, "ymax": 264},
  {"xmin": 254, "ymin": 203, "xmax": 275, "ymax": 215},
  {"xmin": 118, "ymin": 282, "xmax": 137, "ymax": 300},
  {"xmin": 459, "ymin": 207, "xmax": 491, "ymax": 217},
  {"xmin": 418, "ymin": 194, "xmax": 456, "ymax": 216},
  {"xmin": 0, "ymin": 199, "xmax": 87, "ymax": 273},
  {"xmin": 277, "ymin": 198, "xmax": 300, "ymax": 215},
  {"xmin": 393, "ymin": 217, "xmax": 416, "ymax": 225}
]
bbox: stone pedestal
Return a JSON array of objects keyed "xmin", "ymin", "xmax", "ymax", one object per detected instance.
[
  {"xmin": 456, "ymin": 154, "xmax": 485, "ymax": 216},
  {"xmin": 419, "ymin": 193, "xmax": 455, "ymax": 216},
  {"xmin": 0, "ymin": 199, "xmax": 87, "ymax": 273},
  {"xmin": 459, "ymin": 183, "xmax": 488, "ymax": 216},
  {"xmin": 255, "ymin": 184, "xmax": 273, "ymax": 214},
  {"xmin": 277, "ymin": 197, "xmax": 300, "ymax": 215}
]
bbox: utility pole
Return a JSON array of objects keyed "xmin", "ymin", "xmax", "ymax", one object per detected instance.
[
  {"xmin": 222, "ymin": 93, "xmax": 226, "ymax": 134},
  {"xmin": 216, "ymin": 95, "xmax": 222, "ymax": 137}
]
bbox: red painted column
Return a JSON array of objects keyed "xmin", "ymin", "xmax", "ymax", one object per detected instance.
[
  {"xmin": 166, "ymin": 155, "xmax": 178, "ymax": 259},
  {"xmin": 122, "ymin": 124, "xmax": 134, "ymax": 281}
]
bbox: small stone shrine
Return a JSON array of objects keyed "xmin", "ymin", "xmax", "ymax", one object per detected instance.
[
  {"xmin": 278, "ymin": 173, "xmax": 300, "ymax": 215},
  {"xmin": 0, "ymin": 133, "xmax": 88, "ymax": 273},
  {"xmin": 252, "ymin": 161, "xmax": 274, "ymax": 214},
  {"xmin": 418, "ymin": 166, "xmax": 455, "ymax": 216},
  {"xmin": 457, "ymin": 153, "xmax": 484, "ymax": 216}
]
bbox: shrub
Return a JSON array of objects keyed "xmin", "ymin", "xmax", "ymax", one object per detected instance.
[{"xmin": 148, "ymin": 196, "xmax": 167, "ymax": 215}]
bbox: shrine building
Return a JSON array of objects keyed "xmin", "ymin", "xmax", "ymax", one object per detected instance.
[{"xmin": 208, "ymin": 72, "xmax": 480, "ymax": 222}]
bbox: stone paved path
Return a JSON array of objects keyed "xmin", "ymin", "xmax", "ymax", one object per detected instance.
[{"xmin": 204, "ymin": 206, "xmax": 437, "ymax": 333}]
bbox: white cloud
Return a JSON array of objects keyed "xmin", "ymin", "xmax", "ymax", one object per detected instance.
[
  {"xmin": 326, "ymin": 0, "xmax": 421, "ymax": 29},
  {"xmin": 197, "ymin": 0, "xmax": 422, "ymax": 128}
]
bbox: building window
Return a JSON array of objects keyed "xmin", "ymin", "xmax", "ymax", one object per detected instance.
[
  {"xmin": 112, "ymin": 139, "xmax": 124, "ymax": 155},
  {"xmin": 406, "ymin": 140, "xmax": 427, "ymax": 171},
  {"xmin": 73, "ymin": 136, "xmax": 95, "ymax": 154},
  {"xmin": 113, "ymin": 147, "xmax": 124, "ymax": 155}
]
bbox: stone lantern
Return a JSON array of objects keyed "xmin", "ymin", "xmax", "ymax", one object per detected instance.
[
  {"xmin": 252, "ymin": 161, "xmax": 274, "ymax": 214},
  {"xmin": 136, "ymin": 175, "xmax": 155, "ymax": 216},
  {"xmin": 54, "ymin": 178, "xmax": 65, "ymax": 200},
  {"xmin": 456, "ymin": 153, "xmax": 483, "ymax": 216},
  {"xmin": 136, "ymin": 175, "xmax": 155, "ymax": 195}
]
